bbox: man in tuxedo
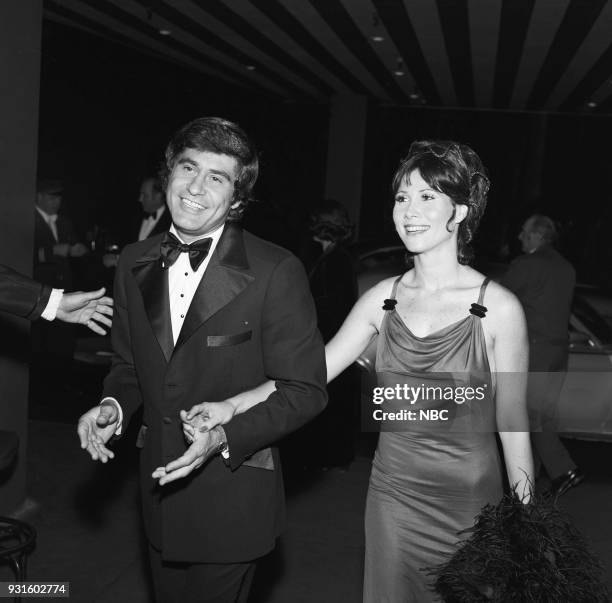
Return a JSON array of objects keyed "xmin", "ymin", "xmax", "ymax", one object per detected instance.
[
  {"xmin": 77, "ymin": 117, "xmax": 327, "ymax": 602},
  {"xmin": 0, "ymin": 263, "xmax": 112, "ymax": 332},
  {"xmin": 137, "ymin": 175, "xmax": 172, "ymax": 241},
  {"xmin": 33, "ymin": 179, "xmax": 88, "ymax": 288},
  {"xmin": 502, "ymin": 214, "xmax": 582, "ymax": 497},
  {"xmin": 32, "ymin": 179, "xmax": 90, "ymax": 398},
  {"xmin": 102, "ymin": 176, "xmax": 171, "ymax": 272}
]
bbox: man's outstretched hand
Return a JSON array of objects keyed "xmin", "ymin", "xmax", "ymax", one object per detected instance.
[
  {"xmin": 57, "ymin": 287, "xmax": 113, "ymax": 335},
  {"xmin": 77, "ymin": 401, "xmax": 119, "ymax": 462},
  {"xmin": 152, "ymin": 426, "xmax": 224, "ymax": 485}
]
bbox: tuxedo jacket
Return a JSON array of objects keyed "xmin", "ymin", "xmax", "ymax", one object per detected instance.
[
  {"xmin": 0, "ymin": 264, "xmax": 51, "ymax": 320},
  {"xmin": 33, "ymin": 211, "xmax": 77, "ymax": 288},
  {"xmin": 103, "ymin": 223, "xmax": 327, "ymax": 563},
  {"xmin": 502, "ymin": 244, "xmax": 575, "ymax": 371}
]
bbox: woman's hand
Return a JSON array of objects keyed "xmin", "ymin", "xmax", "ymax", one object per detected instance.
[{"xmin": 181, "ymin": 401, "xmax": 236, "ymax": 443}]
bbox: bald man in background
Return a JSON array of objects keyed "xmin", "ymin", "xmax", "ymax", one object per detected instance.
[{"xmin": 502, "ymin": 214, "xmax": 583, "ymax": 497}]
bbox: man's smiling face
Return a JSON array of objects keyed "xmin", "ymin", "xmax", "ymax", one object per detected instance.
[{"xmin": 166, "ymin": 149, "xmax": 240, "ymax": 242}]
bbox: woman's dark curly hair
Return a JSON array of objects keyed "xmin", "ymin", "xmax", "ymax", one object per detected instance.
[
  {"xmin": 161, "ymin": 117, "xmax": 258, "ymax": 222},
  {"xmin": 391, "ymin": 140, "xmax": 490, "ymax": 264},
  {"xmin": 309, "ymin": 199, "xmax": 353, "ymax": 244}
]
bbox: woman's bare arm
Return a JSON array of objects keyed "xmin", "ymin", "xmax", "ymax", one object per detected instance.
[
  {"xmin": 324, "ymin": 280, "xmax": 386, "ymax": 381},
  {"xmin": 183, "ymin": 279, "xmax": 391, "ymax": 432},
  {"xmin": 488, "ymin": 283, "xmax": 534, "ymax": 501}
]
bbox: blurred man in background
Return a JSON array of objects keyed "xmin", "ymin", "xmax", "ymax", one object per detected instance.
[
  {"xmin": 136, "ymin": 175, "xmax": 171, "ymax": 242},
  {"xmin": 102, "ymin": 175, "xmax": 171, "ymax": 273},
  {"xmin": 33, "ymin": 179, "xmax": 88, "ymax": 288},
  {"xmin": 503, "ymin": 214, "xmax": 583, "ymax": 497},
  {"xmin": 32, "ymin": 179, "xmax": 91, "ymax": 400}
]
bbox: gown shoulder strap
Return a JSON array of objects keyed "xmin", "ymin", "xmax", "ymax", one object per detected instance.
[
  {"xmin": 390, "ymin": 275, "xmax": 403, "ymax": 299},
  {"xmin": 469, "ymin": 277, "xmax": 490, "ymax": 318},
  {"xmin": 477, "ymin": 277, "xmax": 491, "ymax": 305},
  {"xmin": 382, "ymin": 275, "xmax": 403, "ymax": 311}
]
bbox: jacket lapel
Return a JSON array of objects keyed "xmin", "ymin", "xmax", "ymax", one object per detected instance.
[
  {"xmin": 132, "ymin": 237, "xmax": 174, "ymax": 362},
  {"xmin": 175, "ymin": 224, "xmax": 254, "ymax": 350}
]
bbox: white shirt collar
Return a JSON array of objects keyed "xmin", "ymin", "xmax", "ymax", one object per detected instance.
[
  {"xmin": 166, "ymin": 222, "xmax": 226, "ymax": 344},
  {"xmin": 36, "ymin": 206, "xmax": 57, "ymax": 221},
  {"xmin": 147, "ymin": 205, "xmax": 165, "ymax": 221}
]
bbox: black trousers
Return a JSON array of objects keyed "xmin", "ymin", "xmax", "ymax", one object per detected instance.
[
  {"xmin": 149, "ymin": 545, "xmax": 256, "ymax": 603},
  {"xmin": 528, "ymin": 341, "xmax": 575, "ymax": 480}
]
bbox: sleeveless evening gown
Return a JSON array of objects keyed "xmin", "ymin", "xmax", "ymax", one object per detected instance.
[{"xmin": 364, "ymin": 277, "xmax": 503, "ymax": 602}]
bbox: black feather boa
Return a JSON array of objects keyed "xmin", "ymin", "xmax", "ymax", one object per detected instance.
[{"xmin": 429, "ymin": 491, "xmax": 608, "ymax": 602}]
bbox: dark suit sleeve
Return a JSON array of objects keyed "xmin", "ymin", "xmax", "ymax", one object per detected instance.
[
  {"xmin": 0, "ymin": 264, "xmax": 52, "ymax": 320},
  {"xmin": 501, "ymin": 256, "xmax": 531, "ymax": 297},
  {"xmin": 223, "ymin": 255, "xmax": 327, "ymax": 469},
  {"xmin": 101, "ymin": 254, "xmax": 143, "ymax": 427}
]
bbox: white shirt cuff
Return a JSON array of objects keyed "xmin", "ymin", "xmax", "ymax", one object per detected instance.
[
  {"xmin": 41, "ymin": 288, "xmax": 64, "ymax": 321},
  {"xmin": 219, "ymin": 426, "xmax": 230, "ymax": 459},
  {"xmin": 100, "ymin": 397, "xmax": 124, "ymax": 435}
]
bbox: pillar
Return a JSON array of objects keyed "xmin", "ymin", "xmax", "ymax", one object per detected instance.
[
  {"xmin": 0, "ymin": 0, "xmax": 43, "ymax": 513},
  {"xmin": 324, "ymin": 93, "xmax": 368, "ymax": 236}
]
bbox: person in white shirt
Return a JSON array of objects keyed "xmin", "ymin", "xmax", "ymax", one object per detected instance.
[
  {"xmin": 32, "ymin": 179, "xmax": 92, "ymax": 399},
  {"xmin": 103, "ymin": 176, "xmax": 171, "ymax": 270},
  {"xmin": 34, "ymin": 180, "xmax": 88, "ymax": 275},
  {"xmin": 137, "ymin": 176, "xmax": 170, "ymax": 241}
]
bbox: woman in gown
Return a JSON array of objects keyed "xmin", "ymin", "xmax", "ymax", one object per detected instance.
[{"xmin": 182, "ymin": 140, "xmax": 534, "ymax": 602}]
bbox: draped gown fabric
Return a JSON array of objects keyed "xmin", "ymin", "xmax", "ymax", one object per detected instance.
[{"xmin": 364, "ymin": 277, "xmax": 503, "ymax": 602}]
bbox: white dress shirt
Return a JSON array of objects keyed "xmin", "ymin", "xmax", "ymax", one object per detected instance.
[
  {"xmin": 36, "ymin": 206, "xmax": 59, "ymax": 241},
  {"xmin": 41, "ymin": 288, "xmax": 64, "ymax": 320},
  {"xmin": 167, "ymin": 223, "xmax": 224, "ymax": 343},
  {"xmin": 138, "ymin": 206, "xmax": 166, "ymax": 241}
]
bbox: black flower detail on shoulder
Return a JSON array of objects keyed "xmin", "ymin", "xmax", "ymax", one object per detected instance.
[
  {"xmin": 383, "ymin": 299, "xmax": 397, "ymax": 311},
  {"xmin": 469, "ymin": 303, "xmax": 488, "ymax": 318}
]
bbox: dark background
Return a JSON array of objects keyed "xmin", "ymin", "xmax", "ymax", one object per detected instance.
[
  {"xmin": 37, "ymin": 21, "xmax": 330, "ymax": 252},
  {"xmin": 37, "ymin": 19, "xmax": 612, "ymax": 287},
  {"xmin": 362, "ymin": 106, "xmax": 612, "ymax": 280}
]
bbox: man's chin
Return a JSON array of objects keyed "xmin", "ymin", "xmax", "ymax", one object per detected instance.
[{"xmin": 171, "ymin": 222, "xmax": 213, "ymax": 242}]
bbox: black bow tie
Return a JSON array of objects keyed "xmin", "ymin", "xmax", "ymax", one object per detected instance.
[{"xmin": 160, "ymin": 232, "xmax": 212, "ymax": 271}]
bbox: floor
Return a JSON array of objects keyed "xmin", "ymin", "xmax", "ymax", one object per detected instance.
[{"xmin": 2, "ymin": 407, "xmax": 611, "ymax": 602}]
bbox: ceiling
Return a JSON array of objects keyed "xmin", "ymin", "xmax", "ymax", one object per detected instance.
[{"xmin": 44, "ymin": 0, "xmax": 612, "ymax": 114}]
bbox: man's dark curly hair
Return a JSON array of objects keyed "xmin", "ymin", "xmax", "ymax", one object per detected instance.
[
  {"xmin": 161, "ymin": 117, "xmax": 258, "ymax": 222},
  {"xmin": 391, "ymin": 140, "xmax": 490, "ymax": 265}
]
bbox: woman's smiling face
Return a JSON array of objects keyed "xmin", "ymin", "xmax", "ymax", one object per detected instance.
[{"xmin": 392, "ymin": 169, "xmax": 465, "ymax": 256}]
